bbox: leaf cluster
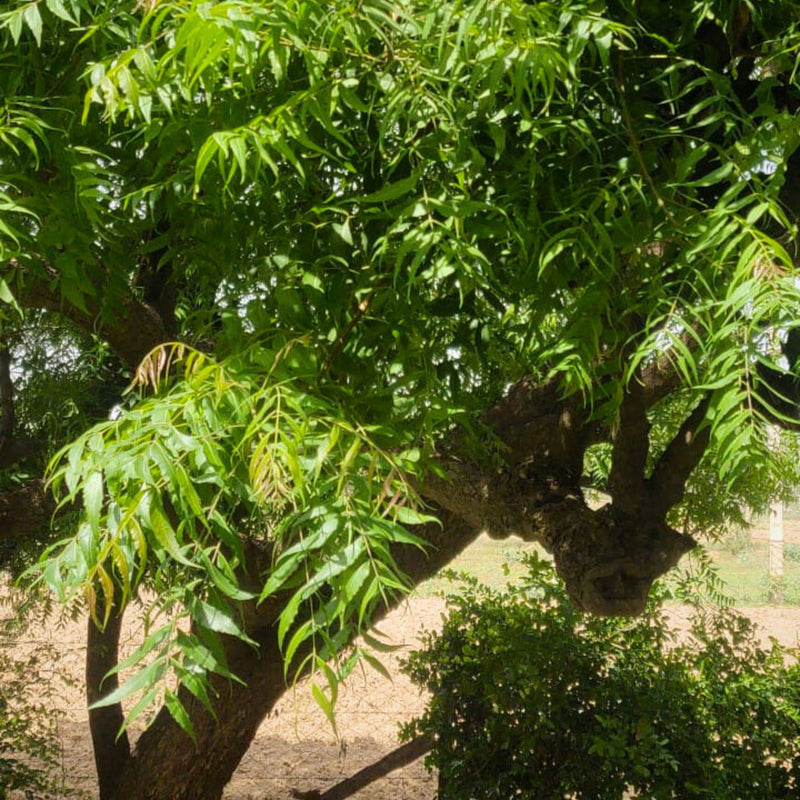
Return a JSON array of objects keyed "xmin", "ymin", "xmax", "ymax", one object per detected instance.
[
  {"xmin": 34, "ymin": 342, "xmax": 431, "ymax": 736},
  {"xmin": 5, "ymin": 0, "xmax": 800, "ymax": 746}
]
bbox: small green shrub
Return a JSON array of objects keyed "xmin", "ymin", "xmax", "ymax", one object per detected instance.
[
  {"xmin": 783, "ymin": 542, "xmax": 800, "ymax": 564},
  {"xmin": 401, "ymin": 554, "xmax": 800, "ymax": 800}
]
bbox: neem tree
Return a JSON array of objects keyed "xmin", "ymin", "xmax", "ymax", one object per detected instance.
[{"xmin": 2, "ymin": 1, "xmax": 800, "ymax": 798}]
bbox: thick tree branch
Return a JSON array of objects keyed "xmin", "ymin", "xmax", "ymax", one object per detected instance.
[
  {"xmin": 8, "ymin": 263, "xmax": 170, "ymax": 368},
  {"xmin": 415, "ymin": 459, "xmax": 537, "ymax": 540},
  {"xmin": 419, "ymin": 377, "xmax": 695, "ymax": 617},
  {"xmin": 607, "ymin": 378, "xmax": 651, "ymax": 512},
  {"xmin": 480, "ymin": 377, "xmax": 597, "ymax": 474},
  {"xmin": 646, "ymin": 396, "xmax": 712, "ymax": 516},
  {"xmin": 134, "ymin": 219, "xmax": 179, "ymax": 337}
]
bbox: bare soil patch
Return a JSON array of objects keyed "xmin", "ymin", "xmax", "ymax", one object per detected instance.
[{"xmin": 7, "ymin": 594, "xmax": 800, "ymax": 800}]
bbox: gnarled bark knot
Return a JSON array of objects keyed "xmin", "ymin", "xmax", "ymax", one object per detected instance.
[{"xmin": 540, "ymin": 503, "xmax": 696, "ymax": 616}]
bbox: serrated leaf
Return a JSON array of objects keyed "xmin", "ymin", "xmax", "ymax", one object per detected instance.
[
  {"xmin": 362, "ymin": 629, "xmax": 401, "ymax": 654},
  {"xmin": 199, "ymin": 551, "xmax": 256, "ymax": 601},
  {"xmin": 284, "ymin": 619, "xmax": 313, "ymax": 670},
  {"xmin": 190, "ymin": 596, "xmax": 248, "ymax": 639},
  {"xmin": 299, "ymin": 541, "xmax": 365, "ymax": 600},
  {"xmin": 46, "ymin": 0, "xmax": 77, "ymax": 23},
  {"xmin": 164, "ymin": 689, "xmax": 196, "ymax": 742},
  {"xmin": 390, "ymin": 505, "xmax": 439, "ymax": 527},
  {"xmin": 119, "ymin": 684, "xmax": 162, "ymax": 736},
  {"xmin": 311, "ymin": 681, "xmax": 338, "ymax": 736},
  {"xmin": 360, "ymin": 649, "xmax": 394, "ymax": 681},
  {"xmin": 144, "ymin": 494, "xmax": 195, "ymax": 566},
  {"xmin": 105, "ymin": 624, "xmax": 173, "ymax": 678}
]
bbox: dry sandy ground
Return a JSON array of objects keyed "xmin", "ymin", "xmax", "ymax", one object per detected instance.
[{"xmin": 7, "ymin": 595, "xmax": 800, "ymax": 800}]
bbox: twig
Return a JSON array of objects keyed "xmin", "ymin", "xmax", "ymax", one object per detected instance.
[{"xmin": 319, "ymin": 293, "xmax": 373, "ymax": 377}]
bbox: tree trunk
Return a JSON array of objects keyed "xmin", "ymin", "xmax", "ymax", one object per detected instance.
[
  {"xmin": 87, "ymin": 608, "xmax": 131, "ymax": 800},
  {"xmin": 105, "ymin": 512, "xmax": 480, "ymax": 800},
  {"xmin": 107, "ymin": 629, "xmax": 294, "ymax": 800},
  {"xmin": 97, "ymin": 376, "xmax": 708, "ymax": 799}
]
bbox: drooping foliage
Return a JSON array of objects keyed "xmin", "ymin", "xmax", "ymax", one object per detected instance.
[
  {"xmin": 1, "ymin": 0, "xmax": 800, "ymax": 761},
  {"xmin": 45, "ymin": 342, "xmax": 432, "ymax": 732}
]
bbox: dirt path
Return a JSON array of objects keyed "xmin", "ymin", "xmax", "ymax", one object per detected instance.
[{"xmin": 8, "ymin": 596, "xmax": 800, "ymax": 800}]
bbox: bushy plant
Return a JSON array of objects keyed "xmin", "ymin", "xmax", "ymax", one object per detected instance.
[
  {"xmin": 783, "ymin": 543, "xmax": 800, "ymax": 564},
  {"xmin": 401, "ymin": 555, "xmax": 800, "ymax": 800}
]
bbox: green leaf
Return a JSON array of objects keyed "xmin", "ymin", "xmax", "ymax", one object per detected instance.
[
  {"xmin": 311, "ymin": 681, "xmax": 338, "ymax": 736},
  {"xmin": 360, "ymin": 649, "xmax": 393, "ymax": 681},
  {"xmin": 0, "ymin": 277, "xmax": 22, "ymax": 315},
  {"xmin": 199, "ymin": 551, "xmax": 256, "ymax": 601},
  {"xmin": 164, "ymin": 689, "xmax": 196, "ymax": 741},
  {"xmin": 390, "ymin": 505, "xmax": 439, "ymax": 527},
  {"xmin": 89, "ymin": 658, "xmax": 167, "ymax": 710},
  {"xmin": 190, "ymin": 596, "xmax": 249, "ymax": 639},
  {"xmin": 23, "ymin": 3, "xmax": 42, "ymax": 45},
  {"xmin": 195, "ymin": 136, "xmax": 220, "ymax": 187},
  {"xmin": 143, "ymin": 494, "xmax": 196, "ymax": 567},
  {"xmin": 359, "ymin": 173, "xmax": 419, "ymax": 203},
  {"xmin": 299, "ymin": 541, "xmax": 366, "ymax": 600},
  {"xmin": 45, "ymin": 0, "xmax": 77, "ymax": 23},
  {"xmin": 83, "ymin": 470, "xmax": 104, "ymax": 535}
]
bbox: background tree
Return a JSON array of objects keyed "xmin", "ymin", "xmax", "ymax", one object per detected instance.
[{"xmin": 2, "ymin": 1, "xmax": 800, "ymax": 798}]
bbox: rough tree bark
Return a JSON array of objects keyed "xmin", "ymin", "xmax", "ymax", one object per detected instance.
[
  {"xmin": 103, "ymin": 511, "xmax": 480, "ymax": 800},
  {"xmin": 87, "ymin": 606, "xmax": 131, "ymax": 800}
]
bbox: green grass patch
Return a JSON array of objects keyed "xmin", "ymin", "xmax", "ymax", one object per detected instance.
[
  {"xmin": 415, "ymin": 535, "xmax": 545, "ymax": 596},
  {"xmin": 415, "ymin": 533, "xmax": 800, "ymax": 607},
  {"xmin": 705, "ymin": 540, "xmax": 800, "ymax": 606}
]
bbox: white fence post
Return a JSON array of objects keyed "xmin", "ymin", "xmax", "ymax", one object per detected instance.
[
  {"xmin": 769, "ymin": 498, "xmax": 784, "ymax": 579},
  {"xmin": 768, "ymin": 426, "xmax": 784, "ymax": 579}
]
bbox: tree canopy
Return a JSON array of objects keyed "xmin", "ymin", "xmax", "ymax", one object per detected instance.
[{"xmin": 2, "ymin": 1, "xmax": 800, "ymax": 798}]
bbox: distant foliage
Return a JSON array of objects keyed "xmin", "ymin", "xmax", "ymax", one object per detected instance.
[
  {"xmin": 402, "ymin": 554, "xmax": 800, "ymax": 800},
  {"xmin": 783, "ymin": 542, "xmax": 800, "ymax": 563}
]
